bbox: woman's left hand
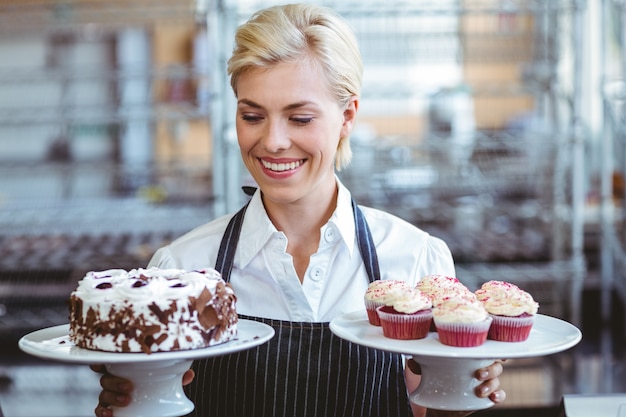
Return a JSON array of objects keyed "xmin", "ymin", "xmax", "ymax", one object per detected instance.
[
  {"xmin": 407, "ymin": 359, "xmax": 506, "ymax": 417},
  {"xmin": 474, "ymin": 360, "xmax": 506, "ymax": 403},
  {"xmin": 421, "ymin": 361, "xmax": 507, "ymax": 417}
]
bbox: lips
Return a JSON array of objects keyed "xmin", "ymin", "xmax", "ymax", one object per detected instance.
[{"xmin": 260, "ymin": 158, "xmax": 305, "ymax": 172}]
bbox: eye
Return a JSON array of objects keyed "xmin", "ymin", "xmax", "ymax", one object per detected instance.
[
  {"xmin": 241, "ymin": 114, "xmax": 263, "ymax": 123},
  {"xmin": 290, "ymin": 116, "xmax": 313, "ymax": 126}
]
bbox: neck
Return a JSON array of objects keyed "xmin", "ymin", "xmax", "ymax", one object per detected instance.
[
  {"xmin": 264, "ymin": 182, "xmax": 338, "ymax": 236},
  {"xmin": 262, "ymin": 179, "xmax": 339, "ymax": 282}
]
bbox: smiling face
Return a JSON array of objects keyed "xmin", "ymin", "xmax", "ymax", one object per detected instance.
[{"xmin": 235, "ymin": 60, "xmax": 358, "ymax": 208}]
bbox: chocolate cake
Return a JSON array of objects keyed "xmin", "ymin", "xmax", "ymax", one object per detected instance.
[{"xmin": 69, "ymin": 267, "xmax": 238, "ymax": 354}]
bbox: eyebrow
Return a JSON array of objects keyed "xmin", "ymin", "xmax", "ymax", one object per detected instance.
[{"xmin": 237, "ymin": 98, "xmax": 317, "ymax": 111}]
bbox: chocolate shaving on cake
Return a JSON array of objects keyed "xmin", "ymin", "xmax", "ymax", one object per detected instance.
[
  {"xmin": 194, "ymin": 288, "xmax": 213, "ymax": 311},
  {"xmin": 155, "ymin": 333, "xmax": 169, "ymax": 346},
  {"xmin": 69, "ymin": 297, "xmax": 83, "ymax": 322},
  {"xmin": 199, "ymin": 306, "xmax": 219, "ymax": 330},
  {"xmin": 148, "ymin": 302, "xmax": 169, "ymax": 325},
  {"xmin": 140, "ymin": 324, "xmax": 162, "ymax": 354}
]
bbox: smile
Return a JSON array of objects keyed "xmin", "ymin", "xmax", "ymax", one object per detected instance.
[{"xmin": 261, "ymin": 159, "xmax": 304, "ymax": 172}]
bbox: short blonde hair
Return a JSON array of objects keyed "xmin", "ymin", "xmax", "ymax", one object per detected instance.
[{"xmin": 228, "ymin": 3, "xmax": 363, "ymax": 171}]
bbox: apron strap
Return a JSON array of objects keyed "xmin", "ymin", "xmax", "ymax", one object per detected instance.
[
  {"xmin": 215, "ymin": 197, "xmax": 380, "ymax": 283},
  {"xmin": 352, "ymin": 200, "xmax": 381, "ymax": 283},
  {"xmin": 214, "ymin": 202, "xmax": 249, "ymax": 282}
]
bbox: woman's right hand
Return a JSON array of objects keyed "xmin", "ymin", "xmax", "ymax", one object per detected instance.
[
  {"xmin": 90, "ymin": 364, "xmax": 195, "ymax": 417},
  {"xmin": 90, "ymin": 364, "xmax": 133, "ymax": 417}
]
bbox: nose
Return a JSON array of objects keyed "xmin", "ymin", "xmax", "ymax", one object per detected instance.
[{"xmin": 261, "ymin": 120, "xmax": 290, "ymax": 153}]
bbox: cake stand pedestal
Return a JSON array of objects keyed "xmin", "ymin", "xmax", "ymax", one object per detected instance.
[
  {"xmin": 409, "ymin": 356, "xmax": 496, "ymax": 410},
  {"xmin": 19, "ymin": 320, "xmax": 275, "ymax": 417},
  {"xmin": 330, "ymin": 311, "xmax": 581, "ymax": 411},
  {"xmin": 105, "ymin": 360, "xmax": 195, "ymax": 417}
]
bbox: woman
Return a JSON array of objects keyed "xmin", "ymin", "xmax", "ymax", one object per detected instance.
[{"xmin": 94, "ymin": 4, "xmax": 505, "ymax": 417}]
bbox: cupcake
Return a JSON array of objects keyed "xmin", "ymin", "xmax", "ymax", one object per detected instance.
[
  {"xmin": 433, "ymin": 297, "xmax": 492, "ymax": 347},
  {"xmin": 417, "ymin": 275, "xmax": 477, "ymax": 331},
  {"xmin": 364, "ymin": 280, "xmax": 409, "ymax": 326},
  {"xmin": 475, "ymin": 280, "xmax": 539, "ymax": 342},
  {"xmin": 376, "ymin": 287, "xmax": 433, "ymax": 340},
  {"xmin": 416, "ymin": 275, "xmax": 477, "ymax": 307}
]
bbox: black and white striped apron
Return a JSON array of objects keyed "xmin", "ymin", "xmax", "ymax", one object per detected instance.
[{"xmin": 185, "ymin": 199, "xmax": 413, "ymax": 417}]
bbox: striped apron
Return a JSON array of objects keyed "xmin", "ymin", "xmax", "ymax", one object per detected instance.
[{"xmin": 185, "ymin": 200, "xmax": 413, "ymax": 417}]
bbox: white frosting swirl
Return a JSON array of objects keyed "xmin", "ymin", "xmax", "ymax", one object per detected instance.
[
  {"xmin": 385, "ymin": 288, "xmax": 432, "ymax": 314},
  {"xmin": 364, "ymin": 279, "xmax": 409, "ymax": 303},
  {"xmin": 416, "ymin": 275, "xmax": 461, "ymax": 292},
  {"xmin": 72, "ymin": 267, "xmax": 221, "ymax": 302},
  {"xmin": 75, "ymin": 269, "xmax": 127, "ymax": 302},
  {"xmin": 433, "ymin": 298, "xmax": 489, "ymax": 323},
  {"xmin": 475, "ymin": 280, "xmax": 539, "ymax": 316},
  {"xmin": 416, "ymin": 275, "xmax": 476, "ymax": 306}
]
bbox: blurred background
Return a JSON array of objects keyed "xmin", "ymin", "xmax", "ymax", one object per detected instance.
[{"xmin": 0, "ymin": 0, "xmax": 624, "ymax": 415}]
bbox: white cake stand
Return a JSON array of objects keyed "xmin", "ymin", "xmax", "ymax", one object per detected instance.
[
  {"xmin": 329, "ymin": 311, "xmax": 581, "ymax": 411},
  {"xmin": 19, "ymin": 319, "xmax": 274, "ymax": 417}
]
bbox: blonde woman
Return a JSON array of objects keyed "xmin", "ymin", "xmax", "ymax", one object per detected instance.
[{"xmin": 94, "ymin": 4, "xmax": 505, "ymax": 417}]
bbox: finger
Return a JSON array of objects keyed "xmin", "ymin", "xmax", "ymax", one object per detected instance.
[
  {"xmin": 100, "ymin": 374, "xmax": 133, "ymax": 395},
  {"xmin": 98, "ymin": 374, "xmax": 133, "ymax": 408},
  {"xmin": 476, "ymin": 360, "xmax": 504, "ymax": 380},
  {"xmin": 490, "ymin": 389, "xmax": 506, "ymax": 404},
  {"xmin": 182, "ymin": 369, "xmax": 195, "ymax": 386},
  {"xmin": 475, "ymin": 376, "xmax": 500, "ymax": 398},
  {"xmin": 406, "ymin": 358, "xmax": 422, "ymax": 375},
  {"xmin": 95, "ymin": 404, "xmax": 113, "ymax": 417},
  {"xmin": 90, "ymin": 364, "xmax": 106, "ymax": 374},
  {"xmin": 99, "ymin": 387, "xmax": 132, "ymax": 408}
]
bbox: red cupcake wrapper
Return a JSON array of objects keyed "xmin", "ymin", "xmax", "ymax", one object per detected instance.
[
  {"xmin": 376, "ymin": 306, "xmax": 433, "ymax": 340},
  {"xmin": 434, "ymin": 317, "xmax": 492, "ymax": 347},
  {"xmin": 364, "ymin": 299, "xmax": 384, "ymax": 326},
  {"xmin": 488, "ymin": 314, "xmax": 534, "ymax": 342}
]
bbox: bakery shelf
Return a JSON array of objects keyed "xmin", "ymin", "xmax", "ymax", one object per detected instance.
[
  {"xmin": 599, "ymin": 0, "xmax": 626, "ymax": 339},
  {"xmin": 0, "ymin": 0, "xmax": 199, "ymax": 34}
]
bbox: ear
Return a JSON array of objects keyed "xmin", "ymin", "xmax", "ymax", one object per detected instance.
[{"xmin": 340, "ymin": 96, "xmax": 359, "ymax": 139}]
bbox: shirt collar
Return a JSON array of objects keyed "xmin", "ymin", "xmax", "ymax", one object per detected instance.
[
  {"xmin": 329, "ymin": 179, "xmax": 357, "ymax": 258},
  {"xmin": 236, "ymin": 177, "xmax": 357, "ymax": 268},
  {"xmin": 237, "ymin": 190, "xmax": 276, "ymax": 269}
]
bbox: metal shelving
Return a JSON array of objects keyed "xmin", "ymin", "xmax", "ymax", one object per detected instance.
[
  {"xmin": 0, "ymin": 1, "xmax": 216, "ymax": 337},
  {"xmin": 0, "ymin": 0, "xmax": 214, "ymax": 200},
  {"xmin": 601, "ymin": 0, "xmax": 626, "ymax": 344},
  {"xmin": 0, "ymin": 0, "xmax": 200, "ymax": 34}
]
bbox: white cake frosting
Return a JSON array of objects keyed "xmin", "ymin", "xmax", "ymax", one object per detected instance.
[{"xmin": 69, "ymin": 267, "xmax": 238, "ymax": 354}]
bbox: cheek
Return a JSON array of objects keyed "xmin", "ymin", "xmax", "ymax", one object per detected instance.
[
  {"xmin": 235, "ymin": 124, "xmax": 254, "ymax": 153},
  {"xmin": 298, "ymin": 130, "xmax": 334, "ymax": 157}
]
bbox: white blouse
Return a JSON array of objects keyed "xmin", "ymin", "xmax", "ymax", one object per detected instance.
[{"xmin": 149, "ymin": 180, "xmax": 455, "ymax": 322}]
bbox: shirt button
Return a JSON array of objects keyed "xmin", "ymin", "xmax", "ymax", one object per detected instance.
[
  {"xmin": 324, "ymin": 227, "xmax": 336, "ymax": 243},
  {"xmin": 309, "ymin": 267, "xmax": 324, "ymax": 282}
]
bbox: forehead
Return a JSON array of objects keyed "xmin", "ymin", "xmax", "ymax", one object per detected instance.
[{"xmin": 236, "ymin": 60, "xmax": 336, "ymax": 104}]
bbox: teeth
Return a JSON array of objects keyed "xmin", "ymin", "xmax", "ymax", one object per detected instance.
[{"xmin": 261, "ymin": 159, "xmax": 302, "ymax": 172}]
